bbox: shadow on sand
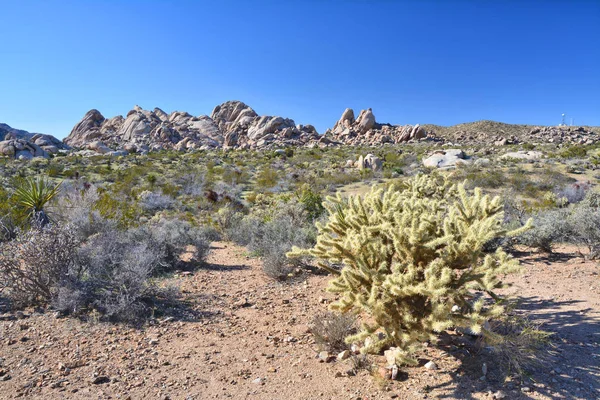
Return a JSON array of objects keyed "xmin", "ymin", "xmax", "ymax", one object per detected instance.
[{"xmin": 426, "ymin": 296, "xmax": 599, "ymax": 399}]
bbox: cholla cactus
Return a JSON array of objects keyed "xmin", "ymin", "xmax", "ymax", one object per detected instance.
[{"xmin": 288, "ymin": 173, "xmax": 531, "ymax": 365}]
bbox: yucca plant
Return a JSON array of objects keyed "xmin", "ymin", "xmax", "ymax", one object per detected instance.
[{"xmin": 13, "ymin": 176, "xmax": 61, "ymax": 227}]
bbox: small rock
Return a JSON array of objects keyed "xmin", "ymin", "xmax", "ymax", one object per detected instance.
[
  {"xmin": 390, "ymin": 365, "xmax": 399, "ymax": 380},
  {"xmin": 384, "ymin": 348, "xmax": 400, "ymax": 367},
  {"xmin": 234, "ymin": 298, "xmax": 250, "ymax": 308},
  {"xmin": 148, "ymin": 339, "xmax": 159, "ymax": 345},
  {"xmin": 482, "ymin": 363, "xmax": 488, "ymax": 376},
  {"xmin": 318, "ymin": 351, "xmax": 333, "ymax": 363},
  {"xmin": 251, "ymin": 377, "xmax": 264, "ymax": 385},
  {"xmin": 493, "ymin": 390, "xmax": 507, "ymax": 399},
  {"xmin": 521, "ymin": 386, "xmax": 531, "ymax": 393},
  {"xmin": 91, "ymin": 376, "xmax": 110, "ymax": 385},
  {"xmin": 337, "ymin": 350, "xmax": 351, "ymax": 361},
  {"xmin": 377, "ymin": 366, "xmax": 390, "ymax": 380},
  {"xmin": 424, "ymin": 361, "xmax": 437, "ymax": 370}
]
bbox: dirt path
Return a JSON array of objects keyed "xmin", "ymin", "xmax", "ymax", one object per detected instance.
[{"xmin": 0, "ymin": 243, "xmax": 598, "ymax": 399}]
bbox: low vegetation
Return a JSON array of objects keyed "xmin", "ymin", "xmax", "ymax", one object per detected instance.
[{"xmin": 0, "ymin": 142, "xmax": 598, "ymax": 386}]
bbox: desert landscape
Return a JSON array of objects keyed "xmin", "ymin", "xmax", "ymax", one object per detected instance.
[
  {"xmin": 0, "ymin": 103, "xmax": 599, "ymax": 399},
  {"xmin": 1, "ymin": 1, "xmax": 599, "ymax": 399}
]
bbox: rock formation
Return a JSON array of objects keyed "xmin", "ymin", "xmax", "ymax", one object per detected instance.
[
  {"xmin": 324, "ymin": 108, "xmax": 430, "ymax": 146},
  {"xmin": 64, "ymin": 101, "xmax": 321, "ymax": 153},
  {"xmin": 0, "ymin": 124, "xmax": 68, "ymax": 160},
  {"xmin": 422, "ymin": 149, "xmax": 470, "ymax": 169}
]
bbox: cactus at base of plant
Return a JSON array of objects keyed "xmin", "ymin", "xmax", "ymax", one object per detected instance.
[{"xmin": 288, "ymin": 173, "xmax": 531, "ymax": 365}]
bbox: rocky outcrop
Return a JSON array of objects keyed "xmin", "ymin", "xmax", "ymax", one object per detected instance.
[
  {"xmin": 65, "ymin": 101, "xmax": 321, "ymax": 154},
  {"xmin": 0, "ymin": 124, "xmax": 68, "ymax": 159},
  {"xmin": 324, "ymin": 108, "xmax": 430, "ymax": 146},
  {"xmin": 209, "ymin": 101, "xmax": 319, "ymax": 149},
  {"xmin": 423, "ymin": 149, "xmax": 470, "ymax": 169},
  {"xmin": 357, "ymin": 154, "xmax": 383, "ymax": 171}
]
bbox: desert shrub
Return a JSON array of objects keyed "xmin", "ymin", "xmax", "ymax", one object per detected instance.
[
  {"xmin": 129, "ymin": 218, "xmax": 211, "ymax": 271},
  {"xmin": 138, "ymin": 191, "xmax": 177, "ymax": 212},
  {"xmin": 483, "ymin": 312, "xmax": 554, "ymax": 377},
  {"xmin": 178, "ymin": 172, "xmax": 206, "ymax": 196},
  {"xmin": 517, "ymin": 208, "xmax": 570, "ymax": 252},
  {"xmin": 297, "ymin": 185, "xmax": 325, "ymax": 220},
  {"xmin": 555, "ymin": 181, "xmax": 590, "ymax": 204},
  {"xmin": 0, "ymin": 215, "xmax": 16, "ymax": 243},
  {"xmin": 288, "ymin": 173, "xmax": 531, "ymax": 365},
  {"xmin": 559, "ymin": 145, "xmax": 587, "ymax": 159},
  {"xmin": 566, "ymin": 191, "xmax": 600, "ymax": 258},
  {"xmin": 94, "ymin": 190, "xmax": 139, "ymax": 228},
  {"xmin": 255, "ymin": 166, "xmax": 279, "ymax": 190},
  {"xmin": 311, "ymin": 312, "xmax": 357, "ymax": 352},
  {"xmin": 0, "ymin": 224, "xmax": 79, "ymax": 307},
  {"xmin": 61, "ymin": 228, "xmax": 166, "ymax": 321},
  {"xmin": 225, "ymin": 197, "xmax": 317, "ymax": 280},
  {"xmin": 146, "ymin": 174, "xmax": 158, "ymax": 187},
  {"xmin": 54, "ymin": 183, "xmax": 118, "ymax": 240}
]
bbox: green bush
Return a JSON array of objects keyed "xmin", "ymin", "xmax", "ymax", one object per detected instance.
[
  {"xmin": 289, "ymin": 173, "xmax": 531, "ymax": 365},
  {"xmin": 559, "ymin": 146, "xmax": 587, "ymax": 159}
]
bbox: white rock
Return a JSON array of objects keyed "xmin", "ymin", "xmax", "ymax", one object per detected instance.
[{"xmin": 424, "ymin": 361, "xmax": 438, "ymax": 370}]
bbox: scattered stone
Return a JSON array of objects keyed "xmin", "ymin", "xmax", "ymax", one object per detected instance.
[
  {"xmin": 91, "ymin": 376, "xmax": 110, "ymax": 385},
  {"xmin": 337, "ymin": 350, "xmax": 351, "ymax": 361},
  {"xmin": 384, "ymin": 348, "xmax": 401, "ymax": 367},
  {"xmin": 493, "ymin": 390, "xmax": 507, "ymax": 399},
  {"xmin": 234, "ymin": 298, "xmax": 251, "ymax": 308},
  {"xmin": 318, "ymin": 351, "xmax": 333, "ymax": 363},
  {"xmin": 424, "ymin": 361, "xmax": 438, "ymax": 370}
]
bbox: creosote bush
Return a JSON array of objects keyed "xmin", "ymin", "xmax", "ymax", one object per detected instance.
[
  {"xmin": 289, "ymin": 173, "xmax": 531, "ymax": 365},
  {"xmin": 224, "ymin": 196, "xmax": 318, "ymax": 280},
  {"xmin": 0, "ymin": 224, "xmax": 78, "ymax": 307}
]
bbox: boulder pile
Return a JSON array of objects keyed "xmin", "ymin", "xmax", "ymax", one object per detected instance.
[
  {"xmin": 323, "ymin": 108, "xmax": 431, "ymax": 146},
  {"xmin": 0, "ymin": 132, "xmax": 68, "ymax": 160},
  {"xmin": 64, "ymin": 101, "xmax": 321, "ymax": 154}
]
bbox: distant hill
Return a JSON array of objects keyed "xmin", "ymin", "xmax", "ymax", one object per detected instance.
[{"xmin": 421, "ymin": 120, "xmax": 600, "ymax": 145}]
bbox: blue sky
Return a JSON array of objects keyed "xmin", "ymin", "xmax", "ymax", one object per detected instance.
[{"xmin": 1, "ymin": 0, "xmax": 599, "ymax": 139}]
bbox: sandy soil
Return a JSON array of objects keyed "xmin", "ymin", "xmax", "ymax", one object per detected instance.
[{"xmin": 0, "ymin": 243, "xmax": 598, "ymax": 400}]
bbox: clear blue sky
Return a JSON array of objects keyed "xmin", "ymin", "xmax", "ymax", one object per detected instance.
[{"xmin": 1, "ymin": 0, "xmax": 599, "ymax": 139}]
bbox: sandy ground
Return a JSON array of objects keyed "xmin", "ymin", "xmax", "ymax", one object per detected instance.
[{"xmin": 0, "ymin": 243, "xmax": 598, "ymax": 400}]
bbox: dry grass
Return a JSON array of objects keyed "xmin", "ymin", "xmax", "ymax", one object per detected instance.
[
  {"xmin": 480, "ymin": 312, "xmax": 555, "ymax": 378},
  {"xmin": 310, "ymin": 311, "xmax": 357, "ymax": 352}
]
